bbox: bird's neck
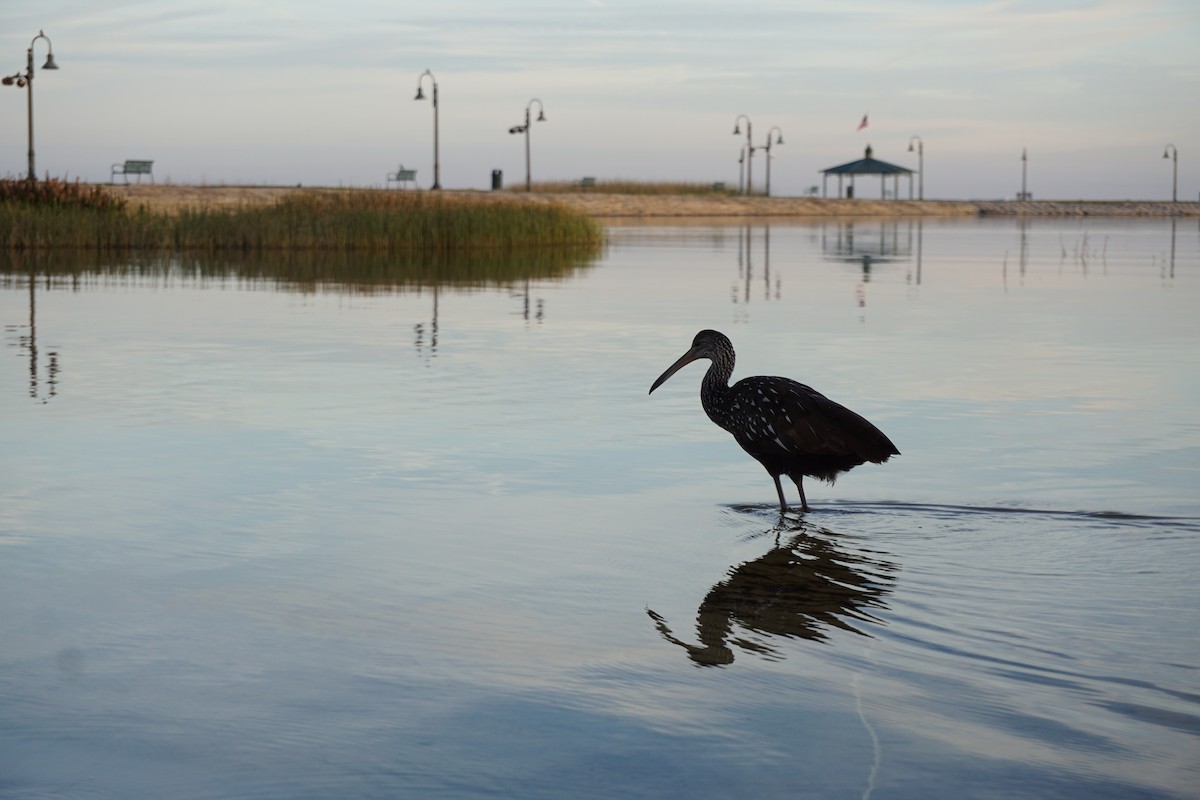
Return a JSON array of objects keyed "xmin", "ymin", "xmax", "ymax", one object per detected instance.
[{"xmin": 700, "ymin": 357, "xmax": 733, "ymax": 416}]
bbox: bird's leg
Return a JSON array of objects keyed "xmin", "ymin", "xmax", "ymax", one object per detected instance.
[
  {"xmin": 771, "ymin": 474, "xmax": 788, "ymax": 514},
  {"xmin": 790, "ymin": 475, "xmax": 810, "ymax": 512}
]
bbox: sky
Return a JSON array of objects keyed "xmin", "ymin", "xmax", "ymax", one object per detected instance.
[{"xmin": 1, "ymin": 0, "xmax": 1197, "ymax": 200}]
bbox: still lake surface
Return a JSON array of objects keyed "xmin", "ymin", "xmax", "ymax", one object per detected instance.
[{"xmin": 2, "ymin": 216, "xmax": 1198, "ymax": 798}]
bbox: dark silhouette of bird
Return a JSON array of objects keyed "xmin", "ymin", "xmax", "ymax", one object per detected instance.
[
  {"xmin": 649, "ymin": 329, "xmax": 899, "ymax": 512},
  {"xmin": 647, "ymin": 522, "xmax": 897, "ymax": 665}
]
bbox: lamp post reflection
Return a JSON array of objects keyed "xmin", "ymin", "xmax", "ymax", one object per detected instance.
[
  {"xmin": 414, "ymin": 286, "xmax": 439, "ymax": 366},
  {"xmin": 512, "ymin": 279, "xmax": 545, "ymax": 323},
  {"xmin": 732, "ymin": 225, "xmax": 781, "ymax": 323},
  {"xmin": 1168, "ymin": 217, "xmax": 1176, "ymax": 281},
  {"xmin": 1161, "ymin": 145, "xmax": 1180, "ymax": 205},
  {"xmin": 3, "ymin": 29, "xmax": 59, "ymax": 181},
  {"xmin": 733, "ymin": 114, "xmax": 753, "ymax": 195},
  {"xmin": 9, "ymin": 266, "xmax": 61, "ymax": 402},
  {"xmin": 1005, "ymin": 217, "xmax": 1030, "ymax": 292},
  {"xmin": 909, "ymin": 218, "xmax": 923, "ymax": 288},
  {"xmin": 413, "ymin": 69, "xmax": 441, "ymax": 190}
]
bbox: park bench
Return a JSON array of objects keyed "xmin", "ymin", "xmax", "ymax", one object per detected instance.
[
  {"xmin": 387, "ymin": 166, "xmax": 417, "ymax": 189},
  {"xmin": 577, "ymin": 176, "xmax": 596, "ymax": 191},
  {"xmin": 111, "ymin": 160, "xmax": 154, "ymax": 184}
]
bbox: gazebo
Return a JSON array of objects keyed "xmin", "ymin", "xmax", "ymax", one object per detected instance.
[{"xmin": 821, "ymin": 145, "xmax": 915, "ymax": 200}]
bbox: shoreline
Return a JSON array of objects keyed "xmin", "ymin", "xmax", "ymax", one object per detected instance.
[{"xmin": 98, "ymin": 184, "xmax": 1200, "ymax": 219}]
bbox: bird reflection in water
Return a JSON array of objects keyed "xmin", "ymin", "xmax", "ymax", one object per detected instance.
[{"xmin": 647, "ymin": 518, "xmax": 897, "ymax": 666}]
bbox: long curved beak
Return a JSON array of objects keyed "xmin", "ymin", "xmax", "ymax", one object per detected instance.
[{"xmin": 649, "ymin": 348, "xmax": 700, "ymax": 394}]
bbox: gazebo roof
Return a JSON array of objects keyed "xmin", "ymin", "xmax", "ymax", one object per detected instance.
[{"xmin": 821, "ymin": 145, "xmax": 912, "ymax": 176}]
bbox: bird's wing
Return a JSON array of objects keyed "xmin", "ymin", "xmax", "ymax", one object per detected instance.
[{"xmin": 729, "ymin": 378, "xmax": 897, "ymax": 461}]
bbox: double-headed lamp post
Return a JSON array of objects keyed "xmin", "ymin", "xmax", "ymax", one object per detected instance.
[
  {"xmin": 763, "ymin": 127, "xmax": 783, "ymax": 197},
  {"xmin": 908, "ymin": 135, "xmax": 924, "ymax": 200},
  {"xmin": 508, "ymin": 99, "xmax": 546, "ymax": 192},
  {"xmin": 733, "ymin": 114, "xmax": 753, "ymax": 195},
  {"xmin": 413, "ymin": 69, "xmax": 441, "ymax": 190},
  {"xmin": 3, "ymin": 29, "xmax": 59, "ymax": 181},
  {"xmin": 1161, "ymin": 145, "xmax": 1180, "ymax": 205}
]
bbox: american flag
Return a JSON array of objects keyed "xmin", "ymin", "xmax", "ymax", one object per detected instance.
[{"xmin": 857, "ymin": 114, "xmax": 869, "ymax": 132}]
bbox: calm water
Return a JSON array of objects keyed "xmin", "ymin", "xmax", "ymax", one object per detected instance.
[{"xmin": 2, "ymin": 217, "xmax": 1198, "ymax": 799}]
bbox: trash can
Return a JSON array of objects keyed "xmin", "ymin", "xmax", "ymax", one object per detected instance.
[{"xmin": 491, "ymin": 170, "xmax": 503, "ymax": 191}]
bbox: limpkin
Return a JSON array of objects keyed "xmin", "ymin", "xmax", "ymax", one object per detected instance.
[{"xmin": 649, "ymin": 329, "xmax": 899, "ymax": 513}]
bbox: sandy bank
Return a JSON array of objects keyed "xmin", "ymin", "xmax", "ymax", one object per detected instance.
[{"xmin": 98, "ymin": 184, "xmax": 1200, "ymax": 219}]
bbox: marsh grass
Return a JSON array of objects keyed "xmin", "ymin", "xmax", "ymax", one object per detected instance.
[
  {"xmin": 517, "ymin": 179, "xmax": 735, "ymax": 195},
  {"xmin": 0, "ymin": 178, "xmax": 126, "ymax": 212},
  {"xmin": 0, "ymin": 185, "xmax": 602, "ymax": 253}
]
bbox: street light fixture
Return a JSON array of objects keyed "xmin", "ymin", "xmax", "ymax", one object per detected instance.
[
  {"xmin": 1019, "ymin": 147, "xmax": 1029, "ymax": 201},
  {"xmin": 907, "ymin": 135, "xmax": 924, "ymax": 200},
  {"xmin": 413, "ymin": 69, "xmax": 441, "ymax": 190},
  {"xmin": 733, "ymin": 114, "xmax": 753, "ymax": 194},
  {"xmin": 1163, "ymin": 144, "xmax": 1178, "ymax": 203},
  {"xmin": 508, "ymin": 98, "xmax": 546, "ymax": 192},
  {"xmin": 3, "ymin": 29, "xmax": 59, "ymax": 181},
  {"xmin": 763, "ymin": 127, "xmax": 783, "ymax": 197}
]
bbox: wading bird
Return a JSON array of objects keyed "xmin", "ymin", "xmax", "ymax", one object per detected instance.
[{"xmin": 649, "ymin": 330, "xmax": 899, "ymax": 512}]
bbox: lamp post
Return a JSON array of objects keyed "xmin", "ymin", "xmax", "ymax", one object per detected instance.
[
  {"xmin": 1161, "ymin": 145, "xmax": 1180, "ymax": 205},
  {"xmin": 3, "ymin": 29, "xmax": 59, "ymax": 181},
  {"xmin": 1020, "ymin": 147, "xmax": 1028, "ymax": 200},
  {"xmin": 413, "ymin": 69, "xmax": 441, "ymax": 190},
  {"xmin": 733, "ymin": 115, "xmax": 753, "ymax": 195},
  {"xmin": 763, "ymin": 127, "xmax": 783, "ymax": 197},
  {"xmin": 907, "ymin": 135, "xmax": 923, "ymax": 200},
  {"xmin": 508, "ymin": 99, "xmax": 546, "ymax": 192}
]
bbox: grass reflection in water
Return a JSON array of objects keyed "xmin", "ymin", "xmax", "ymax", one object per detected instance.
[{"xmin": 0, "ymin": 244, "xmax": 603, "ymax": 295}]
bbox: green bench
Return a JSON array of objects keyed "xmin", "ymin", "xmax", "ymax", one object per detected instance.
[
  {"xmin": 111, "ymin": 160, "xmax": 154, "ymax": 184},
  {"xmin": 578, "ymin": 176, "xmax": 596, "ymax": 191},
  {"xmin": 387, "ymin": 166, "xmax": 417, "ymax": 189}
]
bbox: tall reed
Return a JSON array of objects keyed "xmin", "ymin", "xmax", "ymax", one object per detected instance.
[
  {"xmin": 0, "ymin": 177, "xmax": 127, "ymax": 211},
  {"xmin": 0, "ymin": 186, "xmax": 603, "ymax": 253}
]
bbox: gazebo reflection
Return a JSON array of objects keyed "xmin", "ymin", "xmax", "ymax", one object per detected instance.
[{"xmin": 821, "ymin": 219, "xmax": 917, "ymax": 282}]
